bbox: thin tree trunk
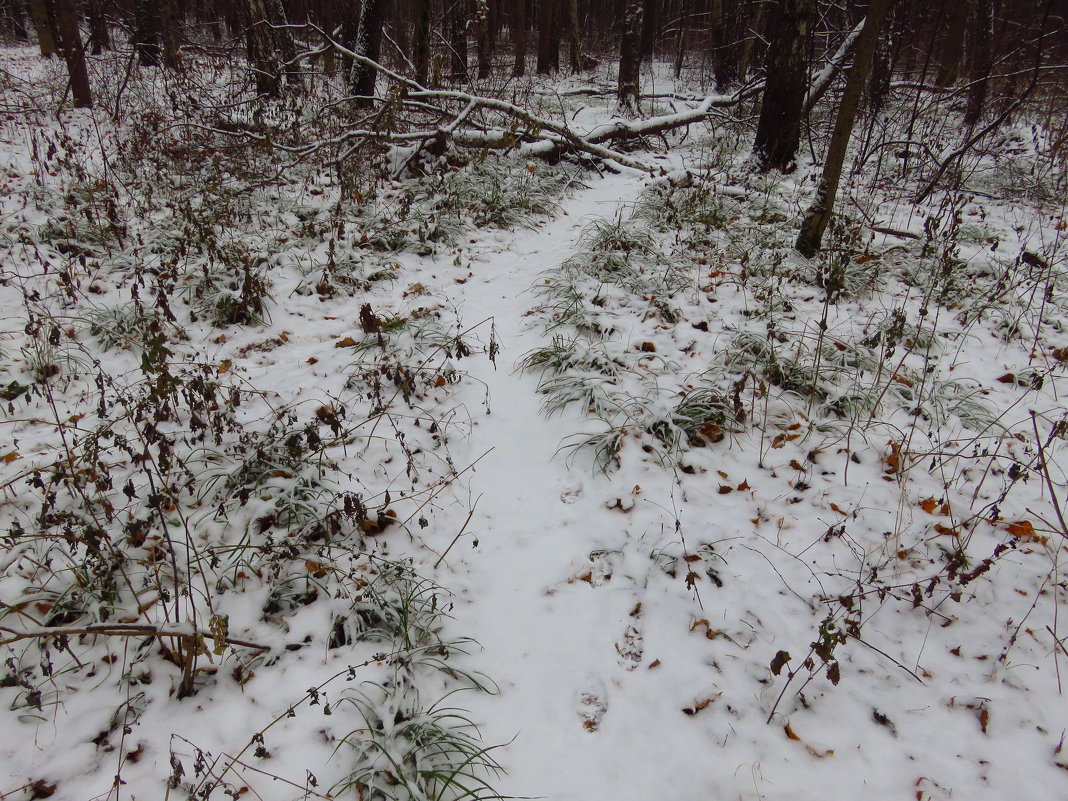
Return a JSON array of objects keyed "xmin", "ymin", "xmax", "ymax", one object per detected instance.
[
  {"xmin": 27, "ymin": 0, "xmax": 57, "ymax": 56},
  {"xmin": 414, "ymin": 0, "xmax": 431, "ymax": 83},
  {"xmin": 673, "ymin": 0, "xmax": 688, "ymax": 78},
  {"xmin": 963, "ymin": 0, "xmax": 992, "ymax": 126},
  {"xmin": 616, "ymin": 0, "xmax": 643, "ymax": 114},
  {"xmin": 752, "ymin": 0, "xmax": 813, "ymax": 173},
  {"xmin": 512, "ymin": 0, "xmax": 527, "ymax": 74},
  {"xmin": 475, "ymin": 0, "xmax": 491, "ymax": 78},
  {"xmin": 46, "ymin": 0, "xmax": 92, "ymax": 107},
  {"xmin": 797, "ymin": 0, "xmax": 894, "ymax": 257}
]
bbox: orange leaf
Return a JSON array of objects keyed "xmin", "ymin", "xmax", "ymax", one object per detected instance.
[
  {"xmin": 784, "ymin": 722, "xmax": 801, "ymax": 741},
  {"xmin": 2, "ymin": 451, "xmax": 20, "ymax": 464},
  {"xmin": 334, "ymin": 336, "xmax": 357, "ymax": 348},
  {"xmin": 919, "ymin": 498, "xmax": 939, "ymax": 514}
]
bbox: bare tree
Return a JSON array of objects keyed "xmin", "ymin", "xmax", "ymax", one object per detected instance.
[
  {"xmin": 512, "ymin": 0, "xmax": 528, "ymax": 75},
  {"xmin": 752, "ymin": 0, "xmax": 814, "ymax": 172},
  {"xmin": 797, "ymin": 0, "xmax": 894, "ymax": 257}
]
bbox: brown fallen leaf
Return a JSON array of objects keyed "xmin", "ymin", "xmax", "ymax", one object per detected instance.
[{"xmin": 334, "ymin": 336, "xmax": 357, "ymax": 348}]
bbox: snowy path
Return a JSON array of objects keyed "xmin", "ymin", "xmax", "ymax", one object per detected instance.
[{"xmin": 429, "ymin": 170, "xmax": 736, "ymax": 801}]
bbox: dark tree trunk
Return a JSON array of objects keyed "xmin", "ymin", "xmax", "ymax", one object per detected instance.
[
  {"xmin": 797, "ymin": 0, "xmax": 894, "ymax": 257},
  {"xmin": 934, "ymin": 0, "xmax": 964, "ymax": 86},
  {"xmin": 86, "ymin": 0, "xmax": 110, "ymax": 53},
  {"xmin": 350, "ymin": 0, "xmax": 390, "ymax": 99},
  {"xmin": 46, "ymin": 0, "xmax": 92, "ymax": 107},
  {"xmin": 963, "ymin": 0, "xmax": 992, "ymax": 125},
  {"xmin": 27, "ymin": 0, "xmax": 57, "ymax": 56},
  {"xmin": 414, "ymin": 0, "xmax": 431, "ymax": 83},
  {"xmin": 639, "ymin": 0, "xmax": 655, "ymax": 61},
  {"xmin": 616, "ymin": 0, "xmax": 643, "ymax": 114},
  {"xmin": 448, "ymin": 0, "xmax": 469, "ymax": 82},
  {"xmin": 752, "ymin": 0, "xmax": 813, "ymax": 173},
  {"xmin": 673, "ymin": 0, "xmax": 688, "ymax": 78},
  {"xmin": 2, "ymin": 0, "xmax": 30, "ymax": 40},
  {"xmin": 565, "ymin": 0, "xmax": 587, "ymax": 71},
  {"xmin": 475, "ymin": 0, "xmax": 491, "ymax": 78},
  {"xmin": 536, "ymin": 0, "xmax": 556, "ymax": 73},
  {"xmin": 512, "ymin": 0, "xmax": 527, "ymax": 74},
  {"xmin": 867, "ymin": 14, "xmax": 893, "ymax": 113},
  {"xmin": 134, "ymin": 0, "xmax": 161, "ymax": 66},
  {"xmin": 269, "ymin": 0, "xmax": 302, "ymax": 85}
]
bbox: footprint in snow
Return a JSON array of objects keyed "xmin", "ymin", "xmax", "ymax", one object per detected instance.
[
  {"xmin": 576, "ymin": 675, "xmax": 608, "ymax": 732},
  {"xmin": 615, "ymin": 623, "xmax": 644, "ymax": 670}
]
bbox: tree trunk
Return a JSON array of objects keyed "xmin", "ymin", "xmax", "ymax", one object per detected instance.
[
  {"xmin": 639, "ymin": 0, "xmax": 655, "ymax": 62},
  {"xmin": 673, "ymin": 0, "xmax": 688, "ymax": 78},
  {"xmin": 616, "ymin": 0, "xmax": 643, "ymax": 114},
  {"xmin": 752, "ymin": 0, "xmax": 813, "ymax": 173},
  {"xmin": 449, "ymin": 0, "xmax": 469, "ymax": 82},
  {"xmin": 475, "ymin": 0, "xmax": 491, "ymax": 78},
  {"xmin": 27, "ymin": 0, "xmax": 57, "ymax": 56},
  {"xmin": 414, "ymin": 0, "xmax": 432, "ymax": 83},
  {"xmin": 134, "ymin": 0, "xmax": 162, "ymax": 66},
  {"xmin": 797, "ymin": 0, "xmax": 894, "ymax": 257},
  {"xmin": 963, "ymin": 0, "xmax": 992, "ymax": 126},
  {"xmin": 45, "ymin": 0, "xmax": 92, "ymax": 107},
  {"xmin": 536, "ymin": 0, "xmax": 556, "ymax": 73},
  {"xmin": 934, "ymin": 0, "xmax": 964, "ymax": 86},
  {"xmin": 351, "ymin": 0, "xmax": 390, "ymax": 99},
  {"xmin": 245, "ymin": 0, "xmax": 280, "ymax": 96},
  {"xmin": 512, "ymin": 0, "xmax": 527, "ymax": 75},
  {"xmin": 1, "ymin": 0, "xmax": 29, "ymax": 40},
  {"xmin": 565, "ymin": 0, "xmax": 587, "ymax": 72},
  {"xmin": 269, "ymin": 0, "xmax": 302, "ymax": 85},
  {"xmin": 85, "ymin": 0, "xmax": 110, "ymax": 53}
]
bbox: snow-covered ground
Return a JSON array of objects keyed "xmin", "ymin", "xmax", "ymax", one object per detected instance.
[{"xmin": 1, "ymin": 45, "xmax": 1067, "ymax": 801}]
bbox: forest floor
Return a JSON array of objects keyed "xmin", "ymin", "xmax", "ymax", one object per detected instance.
[{"xmin": 1, "ymin": 45, "xmax": 1067, "ymax": 801}]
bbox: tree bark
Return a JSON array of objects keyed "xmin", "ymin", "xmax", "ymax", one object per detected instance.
[
  {"xmin": 475, "ymin": 0, "xmax": 491, "ymax": 78},
  {"xmin": 245, "ymin": 0, "xmax": 280, "ymax": 96},
  {"xmin": 512, "ymin": 0, "xmax": 527, "ymax": 75},
  {"xmin": 351, "ymin": 0, "xmax": 391, "ymax": 99},
  {"xmin": 27, "ymin": 0, "xmax": 57, "ymax": 56},
  {"xmin": 414, "ymin": 0, "xmax": 432, "ymax": 83},
  {"xmin": 86, "ymin": 0, "xmax": 110, "ymax": 54},
  {"xmin": 616, "ymin": 0, "xmax": 643, "ymax": 114},
  {"xmin": 797, "ymin": 0, "xmax": 894, "ymax": 257},
  {"xmin": 269, "ymin": 0, "xmax": 302, "ymax": 86},
  {"xmin": 134, "ymin": 0, "xmax": 162, "ymax": 66},
  {"xmin": 449, "ymin": 0, "xmax": 470, "ymax": 82},
  {"xmin": 1, "ymin": 0, "xmax": 29, "ymax": 40},
  {"xmin": 45, "ymin": 0, "xmax": 92, "ymax": 107},
  {"xmin": 752, "ymin": 0, "xmax": 813, "ymax": 173},
  {"xmin": 536, "ymin": 0, "xmax": 557, "ymax": 73},
  {"xmin": 963, "ymin": 0, "xmax": 992, "ymax": 126}
]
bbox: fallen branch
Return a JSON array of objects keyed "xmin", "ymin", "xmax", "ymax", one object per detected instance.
[{"xmin": 0, "ymin": 623, "xmax": 270, "ymax": 652}]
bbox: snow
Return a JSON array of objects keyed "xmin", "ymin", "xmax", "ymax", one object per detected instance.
[{"xmin": 0, "ymin": 45, "xmax": 1067, "ymax": 801}]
